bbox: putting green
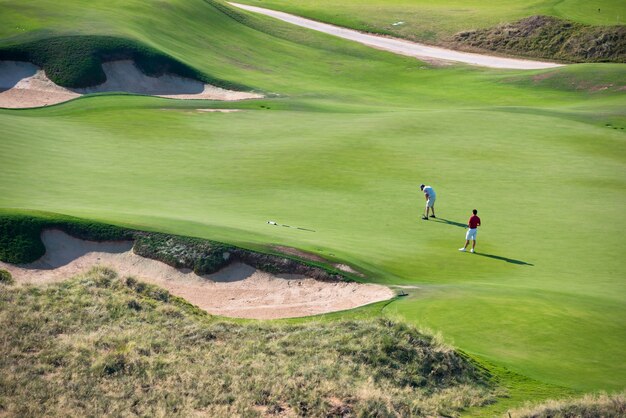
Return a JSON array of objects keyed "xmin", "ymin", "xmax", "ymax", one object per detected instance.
[{"xmin": 0, "ymin": 0, "xmax": 625, "ymax": 408}]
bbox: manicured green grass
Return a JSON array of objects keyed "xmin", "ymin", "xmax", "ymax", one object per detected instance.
[
  {"xmin": 235, "ymin": 0, "xmax": 626, "ymax": 43},
  {"xmin": 0, "ymin": 0, "xmax": 624, "ymax": 413},
  {"xmin": 1, "ymin": 91, "xmax": 623, "ymax": 394}
]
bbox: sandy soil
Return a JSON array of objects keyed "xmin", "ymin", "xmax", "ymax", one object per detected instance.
[
  {"xmin": 0, "ymin": 61, "xmax": 80, "ymax": 108},
  {"xmin": 229, "ymin": 2, "xmax": 563, "ymax": 70},
  {"xmin": 0, "ymin": 60, "xmax": 263, "ymax": 109},
  {"xmin": 0, "ymin": 230, "xmax": 394, "ymax": 319},
  {"xmin": 334, "ymin": 263, "xmax": 364, "ymax": 277}
]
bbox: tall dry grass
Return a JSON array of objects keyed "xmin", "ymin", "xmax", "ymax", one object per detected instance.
[
  {"xmin": 0, "ymin": 266, "xmax": 497, "ymax": 417},
  {"xmin": 507, "ymin": 391, "xmax": 626, "ymax": 417}
]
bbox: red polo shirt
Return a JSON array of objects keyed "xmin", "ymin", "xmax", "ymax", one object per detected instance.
[{"xmin": 468, "ymin": 215, "xmax": 481, "ymax": 229}]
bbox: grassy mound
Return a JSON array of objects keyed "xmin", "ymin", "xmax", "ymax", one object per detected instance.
[
  {"xmin": 452, "ymin": 16, "xmax": 626, "ymax": 63},
  {"xmin": 0, "ymin": 35, "xmax": 249, "ymax": 90},
  {"xmin": 0, "ymin": 266, "xmax": 496, "ymax": 416},
  {"xmin": 508, "ymin": 391, "xmax": 626, "ymax": 417}
]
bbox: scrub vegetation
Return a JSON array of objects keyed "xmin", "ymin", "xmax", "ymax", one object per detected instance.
[
  {"xmin": 507, "ymin": 391, "xmax": 626, "ymax": 418},
  {"xmin": 452, "ymin": 16, "xmax": 626, "ymax": 63},
  {"xmin": 0, "ymin": 267, "xmax": 496, "ymax": 417}
]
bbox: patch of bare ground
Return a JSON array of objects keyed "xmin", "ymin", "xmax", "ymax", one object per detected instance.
[
  {"xmin": 333, "ymin": 263, "xmax": 365, "ymax": 277},
  {"xmin": 272, "ymin": 246, "xmax": 365, "ymax": 277},
  {"xmin": 252, "ymin": 403, "xmax": 294, "ymax": 417},
  {"xmin": 160, "ymin": 108, "xmax": 243, "ymax": 113},
  {"xmin": 272, "ymin": 245, "xmax": 327, "ymax": 262},
  {"xmin": 195, "ymin": 108, "xmax": 242, "ymax": 112},
  {"xmin": 0, "ymin": 230, "xmax": 393, "ymax": 319},
  {"xmin": 0, "ymin": 60, "xmax": 263, "ymax": 108}
]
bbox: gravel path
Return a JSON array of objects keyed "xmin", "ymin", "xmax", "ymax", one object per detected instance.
[{"xmin": 229, "ymin": 2, "xmax": 563, "ymax": 70}]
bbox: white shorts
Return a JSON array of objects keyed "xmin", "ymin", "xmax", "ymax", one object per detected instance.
[
  {"xmin": 426, "ymin": 197, "xmax": 436, "ymax": 208},
  {"xmin": 466, "ymin": 228, "xmax": 477, "ymax": 241}
]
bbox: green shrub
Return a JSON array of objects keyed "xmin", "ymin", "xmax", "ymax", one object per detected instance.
[
  {"xmin": 0, "ymin": 212, "xmax": 132, "ymax": 264},
  {"xmin": 0, "ymin": 269, "xmax": 14, "ymax": 285},
  {"xmin": 0, "ymin": 214, "xmax": 46, "ymax": 263}
]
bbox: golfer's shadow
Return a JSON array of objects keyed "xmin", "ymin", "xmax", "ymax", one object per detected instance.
[
  {"xmin": 430, "ymin": 218, "xmax": 533, "ymax": 265},
  {"xmin": 431, "ymin": 218, "xmax": 467, "ymax": 228},
  {"xmin": 474, "ymin": 253, "xmax": 533, "ymax": 266}
]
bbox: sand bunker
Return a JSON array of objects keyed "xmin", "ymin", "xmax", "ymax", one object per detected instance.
[
  {"xmin": 0, "ymin": 60, "xmax": 263, "ymax": 108},
  {"xmin": 0, "ymin": 230, "xmax": 393, "ymax": 319}
]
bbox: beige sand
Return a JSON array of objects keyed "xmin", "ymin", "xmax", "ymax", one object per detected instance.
[
  {"xmin": 229, "ymin": 2, "xmax": 563, "ymax": 70},
  {"xmin": 0, "ymin": 60, "xmax": 263, "ymax": 109},
  {"xmin": 0, "ymin": 230, "xmax": 394, "ymax": 319},
  {"xmin": 0, "ymin": 60, "xmax": 80, "ymax": 108}
]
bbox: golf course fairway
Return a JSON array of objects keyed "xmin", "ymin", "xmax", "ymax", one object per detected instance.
[{"xmin": 0, "ymin": 0, "xmax": 624, "ymax": 414}]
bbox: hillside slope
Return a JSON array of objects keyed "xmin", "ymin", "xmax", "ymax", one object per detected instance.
[
  {"xmin": 0, "ymin": 267, "xmax": 496, "ymax": 416},
  {"xmin": 0, "ymin": 0, "xmax": 624, "ymax": 411},
  {"xmin": 234, "ymin": 0, "xmax": 626, "ymax": 62}
]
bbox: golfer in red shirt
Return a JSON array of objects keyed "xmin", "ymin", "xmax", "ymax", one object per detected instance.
[{"xmin": 459, "ymin": 209, "xmax": 481, "ymax": 253}]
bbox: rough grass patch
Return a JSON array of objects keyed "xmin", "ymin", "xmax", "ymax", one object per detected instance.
[
  {"xmin": 507, "ymin": 390, "xmax": 626, "ymax": 417},
  {"xmin": 0, "ymin": 269, "xmax": 13, "ymax": 285},
  {"xmin": 0, "ymin": 269, "xmax": 499, "ymax": 417},
  {"xmin": 451, "ymin": 15, "xmax": 626, "ymax": 63}
]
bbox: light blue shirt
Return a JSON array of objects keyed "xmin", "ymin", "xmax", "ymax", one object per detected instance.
[{"xmin": 424, "ymin": 186, "xmax": 436, "ymax": 198}]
